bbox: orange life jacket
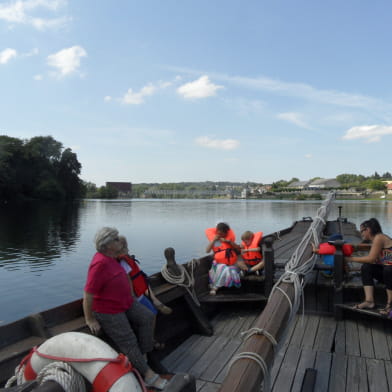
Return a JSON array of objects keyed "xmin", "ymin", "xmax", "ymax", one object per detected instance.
[
  {"xmin": 205, "ymin": 227, "xmax": 238, "ymax": 265},
  {"xmin": 318, "ymin": 243, "xmax": 354, "ymax": 256},
  {"xmin": 241, "ymin": 231, "xmax": 263, "ymax": 266},
  {"xmin": 119, "ymin": 254, "xmax": 148, "ymax": 297}
]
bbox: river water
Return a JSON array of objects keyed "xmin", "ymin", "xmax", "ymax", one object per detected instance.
[{"xmin": 0, "ymin": 198, "xmax": 391, "ymax": 324}]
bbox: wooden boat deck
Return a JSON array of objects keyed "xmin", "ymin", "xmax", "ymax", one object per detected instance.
[{"xmin": 163, "ymin": 308, "xmax": 392, "ymax": 391}]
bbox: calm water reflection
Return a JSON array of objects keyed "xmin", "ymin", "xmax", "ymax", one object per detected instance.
[{"xmin": 0, "ymin": 198, "xmax": 391, "ymax": 324}]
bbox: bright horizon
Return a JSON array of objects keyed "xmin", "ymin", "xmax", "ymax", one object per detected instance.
[{"xmin": 1, "ymin": 1, "xmax": 391, "ymax": 187}]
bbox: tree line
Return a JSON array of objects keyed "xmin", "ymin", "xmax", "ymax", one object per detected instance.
[
  {"xmin": 1, "ymin": 134, "xmax": 390, "ymax": 201},
  {"xmin": 0, "ymin": 135, "xmax": 84, "ymax": 201}
]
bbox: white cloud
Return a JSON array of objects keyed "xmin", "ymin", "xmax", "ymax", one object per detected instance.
[
  {"xmin": 342, "ymin": 125, "xmax": 392, "ymax": 143},
  {"xmin": 121, "ymin": 84, "xmax": 156, "ymax": 105},
  {"xmin": 177, "ymin": 75, "xmax": 223, "ymax": 99},
  {"xmin": 47, "ymin": 46, "xmax": 87, "ymax": 77},
  {"xmin": 0, "ymin": 48, "xmax": 17, "ymax": 64},
  {"xmin": 33, "ymin": 74, "xmax": 43, "ymax": 80},
  {"xmin": 305, "ymin": 154, "xmax": 312, "ymax": 159},
  {"xmin": 0, "ymin": 0, "xmax": 70, "ymax": 30},
  {"xmin": 104, "ymin": 96, "xmax": 112, "ymax": 102},
  {"xmin": 195, "ymin": 136, "xmax": 240, "ymax": 150},
  {"xmin": 277, "ymin": 112, "xmax": 311, "ymax": 129}
]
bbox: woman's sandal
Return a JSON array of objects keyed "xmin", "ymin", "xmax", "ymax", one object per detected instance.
[
  {"xmin": 145, "ymin": 374, "xmax": 168, "ymax": 390},
  {"xmin": 379, "ymin": 303, "xmax": 392, "ymax": 315},
  {"xmin": 353, "ymin": 301, "xmax": 375, "ymax": 310},
  {"xmin": 155, "ymin": 303, "xmax": 172, "ymax": 315}
]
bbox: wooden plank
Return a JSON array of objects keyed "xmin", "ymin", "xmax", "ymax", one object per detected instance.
[
  {"xmin": 198, "ymin": 382, "xmax": 220, "ymax": 392},
  {"xmin": 357, "ymin": 319, "xmax": 374, "ymax": 358},
  {"xmin": 334, "ymin": 320, "xmax": 346, "ymax": 354},
  {"xmin": 290, "ymin": 348, "xmax": 316, "ymax": 392},
  {"xmin": 218, "ymin": 314, "xmax": 242, "ymax": 337},
  {"xmin": 346, "ymin": 355, "xmax": 368, "ymax": 392},
  {"xmin": 200, "ymin": 338, "xmax": 242, "ymax": 382},
  {"xmin": 301, "ymin": 314, "xmax": 320, "ymax": 349},
  {"xmin": 162, "ymin": 334, "xmax": 200, "ymax": 370},
  {"xmin": 371, "ymin": 320, "xmax": 390, "ymax": 360},
  {"xmin": 272, "ymin": 345, "xmax": 302, "ymax": 392},
  {"xmin": 384, "ymin": 360, "xmax": 392, "ymax": 391},
  {"xmin": 289, "ymin": 314, "xmax": 308, "ymax": 348},
  {"xmin": 314, "ymin": 316, "xmax": 336, "ymax": 352},
  {"xmin": 211, "ymin": 312, "xmax": 233, "ymax": 336},
  {"xmin": 345, "ymin": 320, "xmax": 360, "ymax": 357},
  {"xmin": 229, "ymin": 311, "xmax": 258, "ymax": 337},
  {"xmin": 328, "ymin": 353, "xmax": 347, "ymax": 392},
  {"xmin": 175, "ymin": 335, "xmax": 216, "ymax": 373},
  {"xmin": 270, "ymin": 344, "xmax": 288, "ymax": 388},
  {"xmin": 196, "ymin": 380, "xmax": 206, "ymax": 392},
  {"xmin": 313, "ymin": 351, "xmax": 331, "ymax": 392},
  {"xmin": 366, "ymin": 358, "xmax": 388, "ymax": 392},
  {"xmin": 281, "ymin": 315, "xmax": 300, "ymax": 347},
  {"xmin": 191, "ymin": 336, "xmax": 228, "ymax": 379}
]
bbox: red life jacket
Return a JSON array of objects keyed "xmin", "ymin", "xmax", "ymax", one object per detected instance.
[
  {"xmin": 241, "ymin": 231, "xmax": 263, "ymax": 266},
  {"xmin": 119, "ymin": 254, "xmax": 148, "ymax": 297},
  {"xmin": 205, "ymin": 227, "xmax": 238, "ymax": 265},
  {"xmin": 318, "ymin": 243, "xmax": 354, "ymax": 257}
]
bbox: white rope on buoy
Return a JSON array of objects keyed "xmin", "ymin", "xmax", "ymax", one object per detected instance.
[
  {"xmin": 36, "ymin": 361, "xmax": 86, "ymax": 392},
  {"xmin": 6, "ymin": 361, "xmax": 86, "ymax": 392},
  {"xmin": 161, "ymin": 258, "xmax": 200, "ymax": 306}
]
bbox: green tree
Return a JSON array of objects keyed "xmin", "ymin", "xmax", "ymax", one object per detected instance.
[
  {"xmin": 57, "ymin": 148, "xmax": 83, "ymax": 199},
  {"xmin": 0, "ymin": 135, "xmax": 25, "ymax": 200}
]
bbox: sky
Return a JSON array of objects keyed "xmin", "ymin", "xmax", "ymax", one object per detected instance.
[{"xmin": 1, "ymin": 0, "xmax": 392, "ymax": 186}]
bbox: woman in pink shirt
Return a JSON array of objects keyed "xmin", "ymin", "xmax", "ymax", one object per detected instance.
[{"xmin": 83, "ymin": 227, "xmax": 168, "ymax": 390}]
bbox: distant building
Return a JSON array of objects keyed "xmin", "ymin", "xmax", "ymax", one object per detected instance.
[
  {"xmin": 106, "ymin": 182, "xmax": 132, "ymax": 196},
  {"xmin": 288, "ymin": 180, "xmax": 310, "ymax": 189},
  {"xmin": 308, "ymin": 178, "xmax": 341, "ymax": 189},
  {"xmin": 387, "ymin": 183, "xmax": 392, "ymax": 195}
]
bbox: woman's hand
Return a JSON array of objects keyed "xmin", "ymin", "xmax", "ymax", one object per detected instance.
[{"xmin": 86, "ymin": 318, "xmax": 101, "ymax": 335}]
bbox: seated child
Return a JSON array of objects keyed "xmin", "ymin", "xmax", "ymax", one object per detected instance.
[{"xmin": 237, "ymin": 231, "xmax": 264, "ymax": 276}]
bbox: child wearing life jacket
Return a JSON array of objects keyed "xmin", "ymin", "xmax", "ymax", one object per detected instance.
[
  {"xmin": 238, "ymin": 231, "xmax": 264, "ymax": 276},
  {"xmin": 205, "ymin": 222, "xmax": 241, "ymax": 295}
]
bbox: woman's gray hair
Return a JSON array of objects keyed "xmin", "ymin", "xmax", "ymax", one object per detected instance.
[
  {"xmin": 118, "ymin": 235, "xmax": 128, "ymax": 254},
  {"xmin": 94, "ymin": 227, "xmax": 119, "ymax": 253}
]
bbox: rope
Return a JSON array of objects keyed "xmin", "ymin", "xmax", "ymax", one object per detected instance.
[
  {"xmin": 161, "ymin": 258, "xmax": 200, "ymax": 306},
  {"xmin": 228, "ymin": 352, "xmax": 270, "ymax": 392},
  {"xmin": 6, "ymin": 362, "xmax": 86, "ymax": 392},
  {"xmin": 241, "ymin": 327, "xmax": 278, "ymax": 353},
  {"xmin": 36, "ymin": 362, "xmax": 86, "ymax": 392}
]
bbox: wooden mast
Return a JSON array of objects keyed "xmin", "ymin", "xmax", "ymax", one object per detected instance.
[{"xmin": 219, "ymin": 193, "xmax": 335, "ymax": 392}]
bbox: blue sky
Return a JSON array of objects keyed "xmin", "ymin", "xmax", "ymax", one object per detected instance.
[{"xmin": 1, "ymin": 0, "xmax": 392, "ymax": 186}]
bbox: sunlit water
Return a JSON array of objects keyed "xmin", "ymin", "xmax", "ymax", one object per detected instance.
[{"xmin": 0, "ymin": 198, "xmax": 391, "ymax": 324}]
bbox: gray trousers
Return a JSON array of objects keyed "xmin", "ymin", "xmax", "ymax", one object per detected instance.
[{"xmin": 94, "ymin": 300, "xmax": 155, "ymax": 375}]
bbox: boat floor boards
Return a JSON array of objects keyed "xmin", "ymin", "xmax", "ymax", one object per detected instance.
[{"xmin": 163, "ymin": 309, "xmax": 392, "ymax": 391}]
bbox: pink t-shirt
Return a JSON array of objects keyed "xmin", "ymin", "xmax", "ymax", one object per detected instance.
[{"xmin": 84, "ymin": 252, "xmax": 133, "ymax": 314}]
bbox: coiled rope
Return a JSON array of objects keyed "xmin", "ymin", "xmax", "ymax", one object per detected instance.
[
  {"xmin": 161, "ymin": 258, "xmax": 200, "ymax": 306},
  {"xmin": 6, "ymin": 361, "xmax": 86, "ymax": 392}
]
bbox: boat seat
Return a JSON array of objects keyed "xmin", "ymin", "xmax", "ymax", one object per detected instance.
[{"xmin": 199, "ymin": 292, "xmax": 267, "ymax": 304}]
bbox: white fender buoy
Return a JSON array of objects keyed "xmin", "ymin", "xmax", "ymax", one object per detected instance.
[{"xmin": 23, "ymin": 332, "xmax": 143, "ymax": 392}]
